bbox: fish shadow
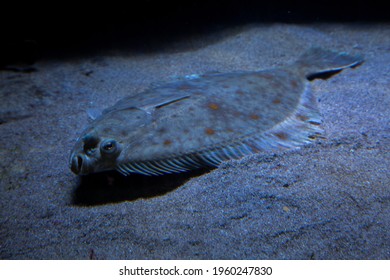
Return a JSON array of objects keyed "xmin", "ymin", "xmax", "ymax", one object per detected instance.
[{"xmin": 72, "ymin": 168, "xmax": 211, "ymax": 206}]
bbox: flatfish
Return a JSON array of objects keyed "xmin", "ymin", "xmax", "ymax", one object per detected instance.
[{"xmin": 69, "ymin": 48, "xmax": 363, "ymax": 176}]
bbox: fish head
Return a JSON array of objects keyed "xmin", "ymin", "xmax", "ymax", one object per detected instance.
[
  {"xmin": 69, "ymin": 109, "xmax": 147, "ymax": 175},
  {"xmin": 69, "ymin": 132, "xmax": 123, "ymax": 175}
]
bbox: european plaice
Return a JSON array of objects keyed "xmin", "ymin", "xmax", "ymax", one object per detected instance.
[{"xmin": 69, "ymin": 48, "xmax": 363, "ymax": 176}]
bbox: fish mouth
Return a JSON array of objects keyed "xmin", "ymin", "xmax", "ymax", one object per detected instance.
[{"xmin": 70, "ymin": 154, "xmax": 92, "ymax": 175}]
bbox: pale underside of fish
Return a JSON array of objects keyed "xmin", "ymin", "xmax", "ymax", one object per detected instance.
[{"xmin": 69, "ymin": 48, "xmax": 363, "ymax": 176}]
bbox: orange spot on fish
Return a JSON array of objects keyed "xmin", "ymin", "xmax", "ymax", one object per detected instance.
[
  {"xmin": 297, "ymin": 114, "xmax": 309, "ymax": 121},
  {"xmin": 250, "ymin": 114, "xmax": 261, "ymax": 120},
  {"xmin": 205, "ymin": 128, "xmax": 215, "ymax": 135},
  {"xmin": 272, "ymin": 98, "xmax": 281, "ymax": 104},
  {"xmin": 208, "ymin": 103, "xmax": 220, "ymax": 110},
  {"xmin": 275, "ymin": 132, "xmax": 288, "ymax": 140},
  {"xmin": 163, "ymin": 140, "xmax": 172, "ymax": 146}
]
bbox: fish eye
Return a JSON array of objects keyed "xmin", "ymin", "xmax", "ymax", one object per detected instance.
[
  {"xmin": 83, "ymin": 134, "xmax": 100, "ymax": 155},
  {"xmin": 100, "ymin": 139, "xmax": 118, "ymax": 155}
]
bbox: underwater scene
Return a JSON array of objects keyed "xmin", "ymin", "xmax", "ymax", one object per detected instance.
[{"xmin": 1, "ymin": 2, "xmax": 389, "ymax": 259}]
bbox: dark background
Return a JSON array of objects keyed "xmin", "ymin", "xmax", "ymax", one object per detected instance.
[{"xmin": 1, "ymin": 0, "xmax": 389, "ymax": 66}]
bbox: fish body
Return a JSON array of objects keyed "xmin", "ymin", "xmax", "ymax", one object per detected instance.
[{"xmin": 69, "ymin": 48, "xmax": 363, "ymax": 176}]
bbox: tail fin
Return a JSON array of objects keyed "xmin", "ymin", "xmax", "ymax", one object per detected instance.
[{"xmin": 295, "ymin": 48, "xmax": 364, "ymax": 78}]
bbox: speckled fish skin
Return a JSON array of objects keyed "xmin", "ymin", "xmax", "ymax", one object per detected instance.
[{"xmin": 69, "ymin": 48, "xmax": 363, "ymax": 176}]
